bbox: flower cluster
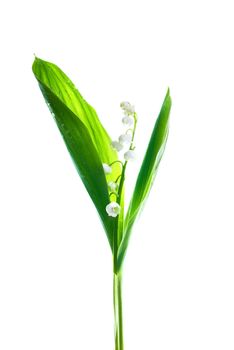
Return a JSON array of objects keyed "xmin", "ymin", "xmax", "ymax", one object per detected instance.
[
  {"xmin": 111, "ymin": 101, "xmax": 136, "ymax": 161},
  {"xmin": 103, "ymin": 102, "xmax": 137, "ymax": 218}
]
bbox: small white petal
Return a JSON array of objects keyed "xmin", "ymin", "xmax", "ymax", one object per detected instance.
[
  {"xmin": 122, "ymin": 116, "xmax": 134, "ymax": 126},
  {"xmin": 120, "ymin": 101, "xmax": 135, "ymax": 115},
  {"xmin": 106, "ymin": 202, "xmax": 121, "ymax": 217},
  {"xmin": 108, "ymin": 181, "xmax": 118, "ymax": 192},
  {"xmin": 111, "ymin": 141, "xmax": 124, "ymax": 152},
  {"xmin": 119, "ymin": 133, "xmax": 132, "ymax": 145},
  {"xmin": 103, "ymin": 163, "xmax": 112, "ymax": 174},
  {"xmin": 120, "ymin": 101, "xmax": 131, "ymax": 109},
  {"xmin": 124, "ymin": 150, "xmax": 136, "ymax": 161},
  {"xmin": 126, "ymin": 105, "xmax": 135, "ymax": 114}
]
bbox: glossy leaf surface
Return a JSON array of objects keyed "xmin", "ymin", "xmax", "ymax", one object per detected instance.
[
  {"xmin": 32, "ymin": 58, "xmax": 118, "ymax": 248},
  {"xmin": 32, "ymin": 57, "xmax": 121, "ymax": 184}
]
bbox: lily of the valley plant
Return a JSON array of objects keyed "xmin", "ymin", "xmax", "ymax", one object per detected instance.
[{"xmin": 32, "ymin": 57, "xmax": 172, "ymax": 350}]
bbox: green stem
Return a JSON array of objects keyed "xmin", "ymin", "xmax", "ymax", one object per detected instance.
[
  {"xmin": 112, "ymin": 111, "xmax": 138, "ymax": 349},
  {"xmin": 130, "ymin": 112, "xmax": 137, "ymax": 150},
  {"xmin": 113, "ymin": 272, "xmax": 124, "ymax": 350},
  {"xmin": 109, "ymin": 160, "xmax": 124, "ymax": 167}
]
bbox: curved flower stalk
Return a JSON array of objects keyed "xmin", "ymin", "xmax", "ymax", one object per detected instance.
[{"xmin": 32, "ymin": 57, "xmax": 172, "ymax": 350}]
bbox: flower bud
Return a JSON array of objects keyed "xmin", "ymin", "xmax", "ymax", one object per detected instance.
[
  {"xmin": 108, "ymin": 181, "xmax": 118, "ymax": 192},
  {"xmin": 122, "ymin": 116, "xmax": 134, "ymax": 126},
  {"xmin": 124, "ymin": 150, "xmax": 136, "ymax": 161},
  {"xmin": 120, "ymin": 101, "xmax": 135, "ymax": 115},
  {"xmin": 103, "ymin": 163, "xmax": 112, "ymax": 174},
  {"xmin": 119, "ymin": 133, "xmax": 132, "ymax": 145},
  {"xmin": 111, "ymin": 141, "xmax": 124, "ymax": 152}
]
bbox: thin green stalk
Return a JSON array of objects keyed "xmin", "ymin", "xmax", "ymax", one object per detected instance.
[
  {"xmin": 113, "ymin": 112, "xmax": 138, "ymax": 349},
  {"xmin": 113, "ymin": 169, "xmax": 125, "ymax": 349},
  {"xmin": 113, "ymin": 272, "xmax": 124, "ymax": 350},
  {"xmin": 130, "ymin": 112, "xmax": 138, "ymax": 150}
]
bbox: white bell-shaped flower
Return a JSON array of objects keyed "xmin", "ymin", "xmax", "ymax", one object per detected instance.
[
  {"xmin": 103, "ymin": 163, "xmax": 112, "ymax": 174},
  {"xmin": 120, "ymin": 101, "xmax": 131, "ymax": 109},
  {"xmin": 126, "ymin": 104, "xmax": 135, "ymax": 115},
  {"xmin": 111, "ymin": 141, "xmax": 124, "ymax": 152},
  {"xmin": 108, "ymin": 181, "xmax": 118, "ymax": 192},
  {"xmin": 124, "ymin": 150, "xmax": 136, "ymax": 161},
  {"xmin": 119, "ymin": 133, "xmax": 132, "ymax": 145},
  {"xmin": 120, "ymin": 101, "xmax": 135, "ymax": 115},
  {"xmin": 106, "ymin": 202, "xmax": 121, "ymax": 217},
  {"xmin": 122, "ymin": 115, "xmax": 134, "ymax": 126}
]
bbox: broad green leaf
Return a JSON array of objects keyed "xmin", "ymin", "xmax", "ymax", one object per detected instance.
[
  {"xmin": 32, "ymin": 58, "xmax": 119, "ymax": 248},
  {"xmin": 32, "ymin": 57, "xmax": 121, "ymax": 184},
  {"xmin": 117, "ymin": 89, "xmax": 172, "ymax": 269}
]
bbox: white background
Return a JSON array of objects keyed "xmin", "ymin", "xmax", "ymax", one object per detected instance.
[{"xmin": 1, "ymin": 0, "xmax": 234, "ymax": 349}]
